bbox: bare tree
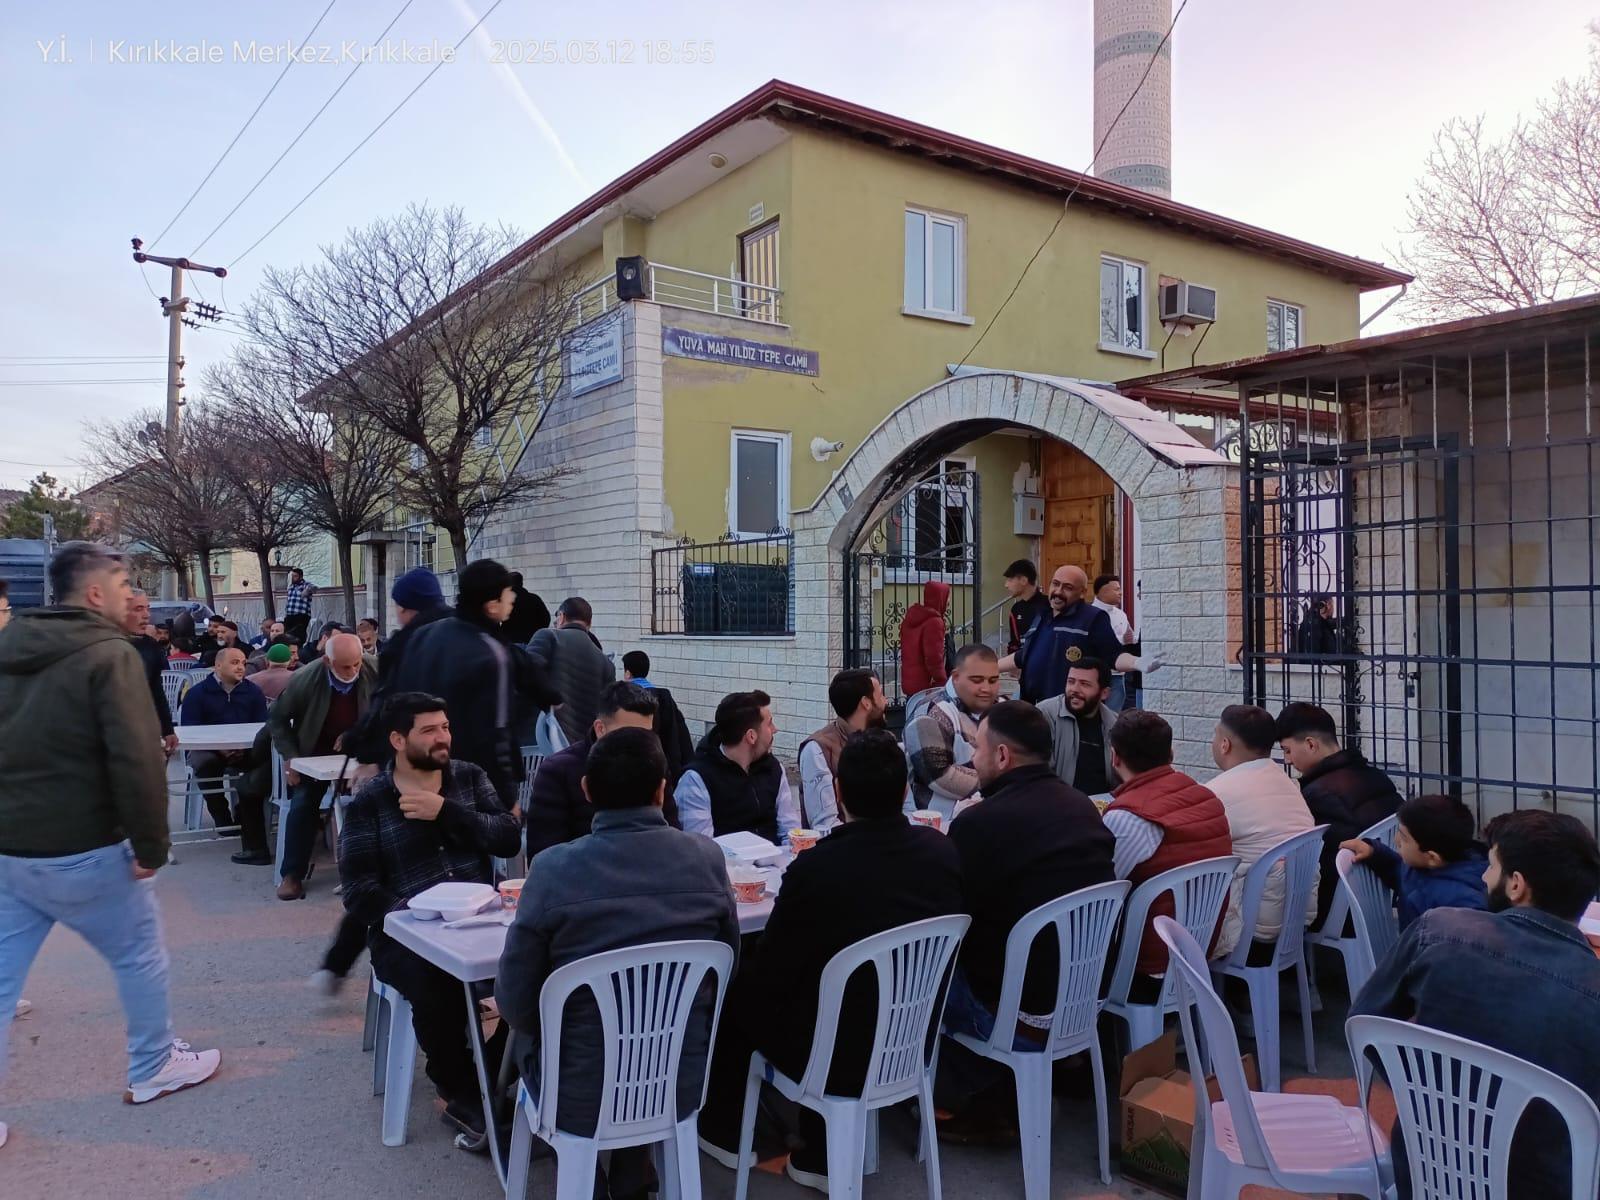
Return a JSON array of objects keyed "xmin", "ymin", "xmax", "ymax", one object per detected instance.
[
  {"xmin": 84, "ymin": 409, "xmax": 238, "ymax": 609},
  {"xmin": 238, "ymin": 204, "xmax": 580, "ymax": 569},
  {"xmin": 205, "ymin": 351, "xmax": 407, "ymax": 626},
  {"xmin": 1398, "ymin": 30, "xmax": 1600, "ymax": 319},
  {"xmin": 202, "ymin": 415, "xmax": 304, "ymax": 620}
]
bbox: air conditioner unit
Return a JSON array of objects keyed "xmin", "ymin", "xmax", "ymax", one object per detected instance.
[{"xmin": 1159, "ymin": 281, "xmax": 1218, "ymax": 326}]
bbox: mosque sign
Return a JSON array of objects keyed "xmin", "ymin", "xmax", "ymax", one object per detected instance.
[{"xmin": 662, "ymin": 327, "xmax": 820, "ymax": 377}]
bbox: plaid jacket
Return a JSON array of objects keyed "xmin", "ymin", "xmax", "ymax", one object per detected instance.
[
  {"xmin": 338, "ymin": 758, "xmax": 521, "ymax": 929},
  {"xmin": 284, "ymin": 581, "xmax": 315, "ymax": 617}
]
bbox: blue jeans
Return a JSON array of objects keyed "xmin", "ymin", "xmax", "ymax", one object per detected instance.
[
  {"xmin": 279, "ymin": 779, "xmax": 330, "ymax": 882},
  {"xmin": 942, "ymin": 965, "xmax": 1041, "ymax": 1054},
  {"xmin": 0, "ymin": 843, "xmax": 174, "ymax": 1086},
  {"xmin": 1107, "ymin": 675, "xmax": 1127, "ymax": 713}
]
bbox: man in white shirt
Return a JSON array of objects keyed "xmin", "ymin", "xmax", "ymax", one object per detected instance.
[
  {"xmin": 796, "ymin": 668, "xmax": 887, "ymax": 834},
  {"xmin": 1207, "ymin": 704, "xmax": 1317, "ymax": 960},
  {"xmin": 1091, "ymin": 574, "xmax": 1137, "ymax": 711},
  {"xmin": 674, "ymin": 690, "xmax": 800, "ymax": 844}
]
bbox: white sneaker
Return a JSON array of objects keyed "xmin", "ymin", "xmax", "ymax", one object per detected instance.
[
  {"xmin": 124, "ymin": 1040, "xmax": 221, "ymax": 1104},
  {"xmin": 785, "ymin": 1159, "xmax": 829, "ymax": 1194},
  {"xmin": 307, "ymin": 969, "xmax": 342, "ymax": 999},
  {"xmin": 0, "ymin": 1120, "xmax": 8, "ymax": 1148},
  {"xmin": 13, "ymin": 999, "xmax": 30, "ymax": 1019}
]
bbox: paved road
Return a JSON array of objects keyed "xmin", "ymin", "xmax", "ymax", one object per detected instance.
[{"xmin": 3, "ymin": 834, "xmax": 1359, "ymax": 1198}]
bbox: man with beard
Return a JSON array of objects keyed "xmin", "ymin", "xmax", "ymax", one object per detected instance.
[
  {"xmin": 1004, "ymin": 564, "xmax": 1160, "ymax": 705},
  {"xmin": 674, "ymin": 690, "xmax": 797, "ymax": 844},
  {"xmin": 904, "ymin": 644, "xmax": 1001, "ymax": 818},
  {"xmin": 337, "ymin": 692, "xmax": 521, "ymax": 1142},
  {"xmin": 796, "ymin": 668, "xmax": 889, "ymax": 834},
  {"xmin": 1353, "ymin": 809, "xmax": 1600, "ymax": 1200},
  {"xmin": 1038, "ymin": 658, "xmax": 1117, "ymax": 797}
]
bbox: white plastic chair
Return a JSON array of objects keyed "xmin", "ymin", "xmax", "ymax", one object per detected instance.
[
  {"xmin": 1102, "ymin": 856, "xmax": 1239, "ymax": 1053},
  {"xmin": 160, "ymin": 670, "xmax": 188, "ymax": 715},
  {"xmin": 1334, "ymin": 849, "xmax": 1400, "ymax": 999},
  {"xmin": 505, "ymin": 939, "xmax": 735, "ymax": 1200},
  {"xmin": 1210, "ymin": 826, "xmax": 1328, "ymax": 1092},
  {"xmin": 733, "ymin": 914, "xmax": 971, "ymax": 1200},
  {"xmin": 945, "ymin": 881, "xmax": 1130, "ymax": 1193},
  {"xmin": 1155, "ymin": 917, "xmax": 1387, "ymax": 1200},
  {"xmin": 1305, "ymin": 814, "xmax": 1399, "ymax": 999},
  {"xmin": 1348, "ymin": 1015, "xmax": 1600, "ymax": 1200},
  {"xmin": 367, "ymin": 974, "xmax": 418, "ymax": 1147},
  {"xmin": 167, "ymin": 658, "xmax": 202, "ymax": 672},
  {"xmin": 515, "ymin": 746, "xmax": 544, "ymax": 812}
]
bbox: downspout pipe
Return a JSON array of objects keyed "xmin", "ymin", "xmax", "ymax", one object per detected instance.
[{"xmin": 1360, "ymin": 282, "xmax": 1408, "ymax": 331}]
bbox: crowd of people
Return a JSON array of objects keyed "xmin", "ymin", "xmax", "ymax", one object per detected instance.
[{"xmin": 2, "ymin": 541, "xmax": 1598, "ymax": 1200}]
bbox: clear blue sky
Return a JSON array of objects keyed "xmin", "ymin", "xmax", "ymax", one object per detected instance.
[{"xmin": 1, "ymin": 0, "xmax": 1593, "ymax": 490}]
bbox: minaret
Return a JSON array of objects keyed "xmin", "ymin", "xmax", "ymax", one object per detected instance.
[{"xmin": 1092, "ymin": 0, "xmax": 1173, "ymax": 197}]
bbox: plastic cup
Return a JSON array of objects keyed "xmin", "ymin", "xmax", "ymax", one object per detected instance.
[
  {"xmin": 498, "ymin": 878, "xmax": 525, "ymax": 909},
  {"xmin": 728, "ymin": 867, "xmax": 767, "ymax": 904},
  {"xmin": 909, "ymin": 809, "xmax": 943, "ymax": 833},
  {"xmin": 788, "ymin": 828, "xmax": 820, "ymax": 854}
]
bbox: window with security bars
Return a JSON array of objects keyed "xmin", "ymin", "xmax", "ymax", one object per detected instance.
[{"xmin": 889, "ymin": 459, "xmax": 973, "ymax": 575}]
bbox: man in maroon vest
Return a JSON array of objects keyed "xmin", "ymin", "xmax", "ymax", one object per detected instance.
[
  {"xmin": 1102, "ymin": 710, "xmax": 1232, "ymax": 991},
  {"xmin": 796, "ymin": 668, "xmax": 887, "ymax": 834}
]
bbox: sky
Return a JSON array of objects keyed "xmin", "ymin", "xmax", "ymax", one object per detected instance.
[{"xmin": 0, "ymin": 0, "xmax": 1593, "ymax": 491}]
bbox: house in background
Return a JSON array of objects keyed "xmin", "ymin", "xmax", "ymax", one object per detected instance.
[{"xmin": 462, "ymin": 79, "xmax": 1407, "ymax": 772}]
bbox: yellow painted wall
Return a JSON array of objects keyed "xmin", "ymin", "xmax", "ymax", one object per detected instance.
[{"xmin": 631, "ymin": 125, "xmax": 1364, "ymax": 572}]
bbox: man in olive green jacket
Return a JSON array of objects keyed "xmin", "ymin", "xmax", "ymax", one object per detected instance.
[
  {"xmin": 267, "ymin": 633, "xmax": 378, "ymax": 897},
  {"xmin": 0, "ymin": 542, "xmax": 220, "ymax": 1131}
]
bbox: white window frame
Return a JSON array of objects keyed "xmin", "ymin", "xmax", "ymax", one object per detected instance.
[
  {"xmin": 1099, "ymin": 253, "xmax": 1154, "ymax": 357},
  {"xmin": 902, "ymin": 206, "xmax": 971, "ymax": 323},
  {"xmin": 885, "ymin": 455, "xmax": 976, "ymax": 584},
  {"xmin": 728, "ymin": 429, "xmax": 790, "ymax": 540},
  {"xmin": 1267, "ymin": 298, "xmax": 1305, "ymax": 353}
]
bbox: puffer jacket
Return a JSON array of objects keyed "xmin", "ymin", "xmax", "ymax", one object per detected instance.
[
  {"xmin": 528, "ymin": 625, "xmax": 614, "ymax": 745},
  {"xmin": 1297, "ymin": 747, "xmax": 1402, "ymax": 924},
  {"xmin": 0, "ymin": 607, "xmax": 168, "ymax": 868},
  {"xmin": 899, "ymin": 581, "xmax": 951, "ymax": 696}
]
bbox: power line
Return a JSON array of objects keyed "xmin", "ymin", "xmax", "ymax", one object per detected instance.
[
  {"xmin": 190, "ymin": 0, "xmax": 419, "ymax": 257},
  {"xmin": 145, "ymin": 0, "xmax": 340, "ymax": 251},
  {"xmin": 0, "ymin": 359, "xmax": 165, "ymax": 367},
  {"xmin": 229, "ymin": 0, "xmax": 508, "ymax": 268},
  {"xmin": 0, "ymin": 378, "xmax": 168, "ymax": 386},
  {"xmin": 955, "ymin": 0, "xmax": 1189, "ymax": 372},
  {"xmin": 0, "ymin": 355, "xmax": 165, "ymax": 362}
]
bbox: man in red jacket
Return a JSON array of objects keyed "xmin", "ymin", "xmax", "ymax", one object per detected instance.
[
  {"xmin": 1102, "ymin": 710, "xmax": 1232, "ymax": 993},
  {"xmin": 899, "ymin": 580, "xmax": 951, "ymax": 697}
]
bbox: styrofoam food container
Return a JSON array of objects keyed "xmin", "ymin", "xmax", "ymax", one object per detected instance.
[{"xmin": 408, "ymin": 881, "xmax": 500, "ymax": 922}]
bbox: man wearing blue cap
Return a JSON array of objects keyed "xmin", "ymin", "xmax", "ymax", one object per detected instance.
[{"xmin": 382, "ymin": 567, "xmax": 451, "ymax": 684}]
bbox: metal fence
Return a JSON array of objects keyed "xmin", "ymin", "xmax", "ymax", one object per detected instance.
[
  {"xmin": 1235, "ymin": 309, "xmax": 1600, "ymax": 831},
  {"xmin": 650, "ymin": 532, "xmax": 794, "ymax": 636}
]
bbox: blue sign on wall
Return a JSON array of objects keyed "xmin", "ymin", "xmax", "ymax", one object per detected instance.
[{"xmin": 662, "ymin": 326, "xmax": 820, "ymax": 376}]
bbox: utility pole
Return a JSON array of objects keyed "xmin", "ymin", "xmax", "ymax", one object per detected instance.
[{"xmin": 130, "ymin": 239, "xmax": 226, "ymax": 451}]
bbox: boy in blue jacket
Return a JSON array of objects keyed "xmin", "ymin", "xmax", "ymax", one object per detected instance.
[{"xmin": 1341, "ymin": 793, "xmax": 1487, "ymax": 928}]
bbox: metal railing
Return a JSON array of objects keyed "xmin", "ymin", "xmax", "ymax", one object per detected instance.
[
  {"xmin": 651, "ymin": 531, "xmax": 794, "ymax": 636},
  {"xmin": 574, "ymin": 261, "xmax": 783, "ymax": 325}
]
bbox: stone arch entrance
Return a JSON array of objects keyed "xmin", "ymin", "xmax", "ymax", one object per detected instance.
[{"xmin": 780, "ymin": 370, "xmax": 1240, "ymax": 775}]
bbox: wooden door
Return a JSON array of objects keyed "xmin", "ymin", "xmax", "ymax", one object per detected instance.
[{"xmin": 1041, "ymin": 440, "xmax": 1116, "ymax": 584}]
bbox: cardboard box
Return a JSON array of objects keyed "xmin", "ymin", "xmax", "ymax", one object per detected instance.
[{"xmin": 1119, "ymin": 1031, "xmax": 1259, "ymax": 1197}]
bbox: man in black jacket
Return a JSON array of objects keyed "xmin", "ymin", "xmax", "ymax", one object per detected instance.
[
  {"xmin": 1276, "ymin": 702, "xmax": 1402, "ymax": 926},
  {"xmin": 387, "ymin": 560, "xmax": 560, "ymax": 807},
  {"xmin": 621, "ymin": 649, "xmax": 694, "ymax": 781},
  {"xmin": 698, "ymin": 729, "xmax": 964, "ymax": 1191},
  {"xmin": 124, "ymin": 589, "xmax": 178, "ymax": 755},
  {"xmin": 940, "ymin": 700, "xmax": 1107, "ymax": 1068},
  {"xmin": 524, "ymin": 682, "xmax": 679, "ymax": 856},
  {"xmin": 528, "ymin": 597, "xmax": 614, "ymax": 745},
  {"xmin": 379, "ymin": 567, "xmax": 451, "ymax": 685},
  {"xmin": 501, "ymin": 571, "xmax": 550, "ymax": 645}
]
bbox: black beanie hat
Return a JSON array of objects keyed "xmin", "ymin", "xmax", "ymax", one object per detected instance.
[{"xmin": 455, "ymin": 558, "xmax": 514, "ymax": 619}]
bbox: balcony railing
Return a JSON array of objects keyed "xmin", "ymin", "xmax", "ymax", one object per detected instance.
[
  {"xmin": 574, "ymin": 261, "xmax": 783, "ymax": 326},
  {"xmin": 651, "ymin": 531, "xmax": 795, "ymax": 636}
]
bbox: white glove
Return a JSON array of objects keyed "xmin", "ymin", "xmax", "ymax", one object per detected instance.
[{"xmin": 1130, "ymin": 654, "xmax": 1165, "ymax": 674}]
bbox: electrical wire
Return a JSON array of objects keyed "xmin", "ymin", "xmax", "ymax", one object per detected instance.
[
  {"xmin": 0, "ymin": 378, "xmax": 168, "ymax": 386},
  {"xmin": 145, "ymin": 0, "xmax": 340, "ymax": 251},
  {"xmin": 189, "ymin": 0, "xmax": 419, "ymax": 257},
  {"xmin": 954, "ymin": 0, "xmax": 1190, "ymax": 372},
  {"xmin": 0, "ymin": 355, "xmax": 164, "ymax": 362},
  {"xmin": 228, "ymin": 0, "xmax": 507, "ymax": 269}
]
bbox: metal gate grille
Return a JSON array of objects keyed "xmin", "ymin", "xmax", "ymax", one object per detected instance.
[
  {"xmin": 1235, "ymin": 315, "xmax": 1600, "ymax": 831},
  {"xmin": 844, "ymin": 465, "xmax": 981, "ymax": 711}
]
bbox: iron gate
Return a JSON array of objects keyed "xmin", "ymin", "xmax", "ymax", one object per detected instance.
[{"xmin": 844, "ymin": 464, "xmax": 982, "ymax": 713}]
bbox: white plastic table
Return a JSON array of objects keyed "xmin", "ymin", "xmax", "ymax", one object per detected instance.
[
  {"xmin": 288, "ymin": 754, "xmax": 361, "ymax": 782},
  {"xmin": 172, "ymin": 722, "xmax": 265, "ymax": 832},
  {"xmin": 380, "ymin": 867, "xmax": 782, "ymax": 1181}
]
